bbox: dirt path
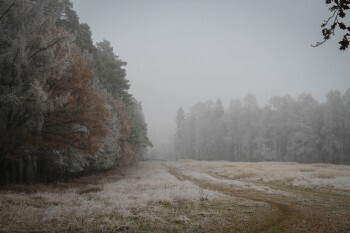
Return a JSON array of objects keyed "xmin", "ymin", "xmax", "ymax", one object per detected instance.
[
  {"xmin": 165, "ymin": 163, "xmax": 350, "ymax": 233},
  {"xmin": 165, "ymin": 164, "xmax": 297, "ymax": 233},
  {"xmin": 207, "ymin": 171, "xmax": 350, "ymax": 209}
]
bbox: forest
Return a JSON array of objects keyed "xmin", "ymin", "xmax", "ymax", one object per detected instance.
[
  {"xmin": 0, "ymin": 0, "xmax": 151, "ymax": 184},
  {"xmin": 1, "ymin": 0, "xmax": 350, "ymax": 186},
  {"xmin": 174, "ymin": 91, "xmax": 350, "ymax": 164},
  {"xmin": 0, "ymin": 1, "xmax": 349, "ymax": 232}
]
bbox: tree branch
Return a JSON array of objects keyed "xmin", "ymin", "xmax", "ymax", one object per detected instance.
[
  {"xmin": 29, "ymin": 37, "xmax": 66, "ymax": 60},
  {"xmin": 0, "ymin": 1, "xmax": 16, "ymax": 21},
  {"xmin": 312, "ymin": 7, "xmax": 340, "ymax": 47}
]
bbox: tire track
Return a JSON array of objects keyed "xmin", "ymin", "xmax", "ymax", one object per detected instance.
[
  {"xmin": 207, "ymin": 171, "xmax": 350, "ymax": 209},
  {"xmin": 165, "ymin": 164, "xmax": 299, "ymax": 233}
]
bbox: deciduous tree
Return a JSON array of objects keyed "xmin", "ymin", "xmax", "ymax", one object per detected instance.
[{"xmin": 314, "ymin": 0, "xmax": 350, "ymax": 50}]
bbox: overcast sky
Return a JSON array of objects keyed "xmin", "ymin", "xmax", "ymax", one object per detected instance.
[{"xmin": 71, "ymin": 0, "xmax": 350, "ymax": 148}]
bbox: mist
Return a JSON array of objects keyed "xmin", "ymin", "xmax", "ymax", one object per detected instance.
[
  {"xmin": 1, "ymin": 1, "xmax": 350, "ymax": 231},
  {"xmin": 71, "ymin": 0, "xmax": 350, "ymax": 156}
]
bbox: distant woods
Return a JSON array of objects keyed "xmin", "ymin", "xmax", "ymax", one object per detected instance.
[
  {"xmin": 175, "ymin": 91, "xmax": 350, "ymax": 164},
  {"xmin": 0, "ymin": 0, "xmax": 151, "ymax": 184}
]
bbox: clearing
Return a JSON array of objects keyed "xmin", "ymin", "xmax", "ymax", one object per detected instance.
[{"xmin": 0, "ymin": 160, "xmax": 349, "ymax": 232}]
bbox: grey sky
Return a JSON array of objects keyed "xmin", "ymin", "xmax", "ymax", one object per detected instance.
[{"xmin": 71, "ymin": 0, "xmax": 350, "ymax": 148}]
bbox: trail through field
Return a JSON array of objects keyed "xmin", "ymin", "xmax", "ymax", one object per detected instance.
[
  {"xmin": 166, "ymin": 164, "xmax": 296, "ymax": 233},
  {"xmin": 165, "ymin": 161, "xmax": 350, "ymax": 233},
  {"xmin": 165, "ymin": 162, "xmax": 350, "ymax": 232},
  {"xmin": 0, "ymin": 161, "xmax": 349, "ymax": 232}
]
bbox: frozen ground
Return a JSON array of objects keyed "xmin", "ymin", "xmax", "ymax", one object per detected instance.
[
  {"xmin": 0, "ymin": 161, "xmax": 349, "ymax": 232},
  {"xmin": 177, "ymin": 160, "xmax": 350, "ymax": 192}
]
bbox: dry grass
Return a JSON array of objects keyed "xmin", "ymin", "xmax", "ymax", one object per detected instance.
[
  {"xmin": 231, "ymin": 170, "xmax": 258, "ymax": 179},
  {"xmin": 179, "ymin": 160, "xmax": 350, "ymax": 191},
  {"xmin": 76, "ymin": 185, "xmax": 103, "ymax": 194},
  {"xmin": 167, "ymin": 162, "xmax": 350, "ymax": 233},
  {"xmin": 312, "ymin": 172, "xmax": 335, "ymax": 179},
  {"xmin": 298, "ymin": 167, "xmax": 316, "ymax": 172},
  {"xmin": 0, "ymin": 161, "xmax": 349, "ymax": 232},
  {"xmin": 0, "ymin": 162, "xmax": 228, "ymax": 233}
]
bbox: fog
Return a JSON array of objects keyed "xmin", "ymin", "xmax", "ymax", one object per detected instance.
[
  {"xmin": 71, "ymin": 0, "xmax": 350, "ymax": 152},
  {"xmin": 1, "ymin": 1, "xmax": 350, "ymax": 229}
]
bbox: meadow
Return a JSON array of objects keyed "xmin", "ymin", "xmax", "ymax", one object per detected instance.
[{"xmin": 0, "ymin": 160, "xmax": 349, "ymax": 232}]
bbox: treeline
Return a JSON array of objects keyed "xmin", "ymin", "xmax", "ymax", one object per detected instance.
[
  {"xmin": 0, "ymin": 0, "xmax": 151, "ymax": 184},
  {"xmin": 175, "ymin": 91, "xmax": 350, "ymax": 164}
]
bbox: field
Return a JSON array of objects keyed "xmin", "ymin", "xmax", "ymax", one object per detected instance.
[{"xmin": 0, "ymin": 160, "xmax": 349, "ymax": 232}]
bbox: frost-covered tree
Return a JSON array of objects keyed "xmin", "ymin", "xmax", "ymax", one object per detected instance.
[
  {"xmin": 174, "ymin": 107, "xmax": 185, "ymax": 160},
  {"xmin": 0, "ymin": 0, "xmax": 152, "ymax": 184},
  {"xmin": 93, "ymin": 40, "xmax": 151, "ymax": 162},
  {"xmin": 321, "ymin": 90, "xmax": 347, "ymax": 163},
  {"xmin": 94, "ymin": 40, "xmax": 131, "ymax": 103},
  {"xmin": 0, "ymin": 0, "xmax": 71, "ymax": 159},
  {"xmin": 127, "ymin": 99, "xmax": 152, "ymax": 146},
  {"xmin": 342, "ymin": 89, "xmax": 350, "ymax": 161},
  {"xmin": 42, "ymin": 49, "xmax": 109, "ymax": 153},
  {"xmin": 288, "ymin": 94, "xmax": 322, "ymax": 163},
  {"xmin": 174, "ymin": 90, "xmax": 350, "ymax": 164}
]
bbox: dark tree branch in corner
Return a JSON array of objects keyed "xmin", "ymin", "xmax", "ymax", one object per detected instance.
[{"xmin": 313, "ymin": 0, "xmax": 350, "ymax": 50}]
